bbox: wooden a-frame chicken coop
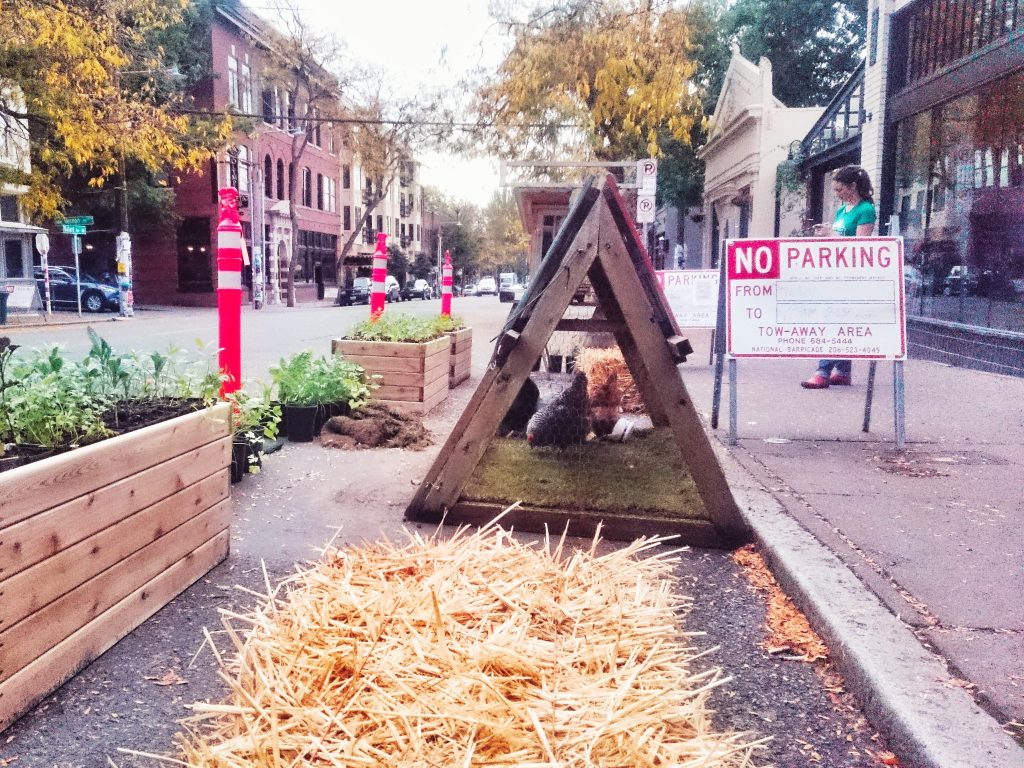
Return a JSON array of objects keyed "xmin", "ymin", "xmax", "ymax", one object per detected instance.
[{"xmin": 406, "ymin": 176, "xmax": 748, "ymax": 547}]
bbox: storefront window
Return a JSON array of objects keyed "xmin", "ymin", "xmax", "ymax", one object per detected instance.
[{"xmin": 894, "ymin": 69, "xmax": 1024, "ymax": 331}]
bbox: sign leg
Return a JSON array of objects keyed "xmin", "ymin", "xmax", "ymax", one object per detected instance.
[
  {"xmin": 893, "ymin": 360, "xmax": 907, "ymax": 449},
  {"xmin": 862, "ymin": 360, "xmax": 878, "ymax": 433},
  {"xmin": 710, "ymin": 258, "xmax": 728, "ymax": 428},
  {"xmin": 728, "ymin": 357, "xmax": 738, "ymax": 446}
]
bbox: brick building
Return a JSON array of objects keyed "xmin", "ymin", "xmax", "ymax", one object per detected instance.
[{"xmin": 134, "ymin": 0, "xmax": 422, "ymax": 306}]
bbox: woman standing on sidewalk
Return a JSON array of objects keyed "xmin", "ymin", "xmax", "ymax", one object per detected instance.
[{"xmin": 801, "ymin": 165, "xmax": 877, "ymax": 389}]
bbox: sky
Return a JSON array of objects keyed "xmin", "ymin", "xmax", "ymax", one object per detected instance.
[{"xmin": 247, "ymin": 0, "xmax": 510, "ymax": 207}]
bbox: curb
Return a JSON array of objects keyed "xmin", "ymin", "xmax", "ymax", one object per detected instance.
[{"xmin": 709, "ymin": 438, "xmax": 1023, "ymax": 768}]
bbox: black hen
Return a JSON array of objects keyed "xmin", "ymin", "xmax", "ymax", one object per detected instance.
[
  {"xmin": 498, "ymin": 377, "xmax": 540, "ymax": 436},
  {"xmin": 526, "ymin": 372, "xmax": 590, "ymax": 448}
]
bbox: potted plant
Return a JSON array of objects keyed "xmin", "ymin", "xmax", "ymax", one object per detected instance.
[
  {"xmin": 270, "ymin": 352, "xmax": 371, "ymax": 442},
  {"xmin": 227, "ymin": 385, "xmax": 281, "ymax": 483},
  {"xmin": 433, "ymin": 315, "xmax": 472, "ymax": 388},
  {"xmin": 332, "ymin": 314, "xmax": 454, "ymax": 414}
]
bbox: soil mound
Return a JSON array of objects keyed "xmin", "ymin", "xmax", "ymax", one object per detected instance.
[{"xmin": 320, "ymin": 402, "xmax": 431, "ymax": 450}]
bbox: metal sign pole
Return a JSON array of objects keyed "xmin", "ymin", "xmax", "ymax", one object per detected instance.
[
  {"xmin": 893, "ymin": 360, "xmax": 907, "ymax": 449},
  {"xmin": 710, "ymin": 254, "xmax": 728, "ymax": 429},
  {"xmin": 72, "ymin": 235, "xmax": 82, "ymax": 316},
  {"xmin": 862, "ymin": 360, "xmax": 877, "ymax": 433},
  {"xmin": 728, "ymin": 357, "xmax": 738, "ymax": 446}
]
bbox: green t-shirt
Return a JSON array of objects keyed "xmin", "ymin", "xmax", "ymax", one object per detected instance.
[{"xmin": 832, "ymin": 200, "xmax": 877, "ymax": 236}]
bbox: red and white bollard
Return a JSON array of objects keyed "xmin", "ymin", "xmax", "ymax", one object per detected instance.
[
  {"xmin": 370, "ymin": 232, "xmax": 388, "ymax": 319},
  {"xmin": 216, "ymin": 187, "xmax": 243, "ymax": 397},
  {"xmin": 441, "ymin": 250, "xmax": 453, "ymax": 317}
]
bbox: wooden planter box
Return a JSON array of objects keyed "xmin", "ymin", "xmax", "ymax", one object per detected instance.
[
  {"xmin": 448, "ymin": 327, "xmax": 472, "ymax": 388},
  {"xmin": 0, "ymin": 403, "xmax": 232, "ymax": 732},
  {"xmin": 333, "ymin": 336, "xmax": 451, "ymax": 415}
]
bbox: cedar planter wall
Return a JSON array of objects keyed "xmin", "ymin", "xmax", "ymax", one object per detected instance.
[
  {"xmin": 0, "ymin": 403, "xmax": 232, "ymax": 732},
  {"xmin": 333, "ymin": 336, "xmax": 451, "ymax": 414},
  {"xmin": 448, "ymin": 328, "xmax": 472, "ymax": 388}
]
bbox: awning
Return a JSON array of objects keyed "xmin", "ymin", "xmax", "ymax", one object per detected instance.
[{"xmin": 0, "ymin": 221, "xmax": 48, "ymax": 235}]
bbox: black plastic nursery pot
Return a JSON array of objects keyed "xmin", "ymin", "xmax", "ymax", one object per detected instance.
[
  {"xmin": 284, "ymin": 404, "xmax": 319, "ymax": 442},
  {"xmin": 230, "ymin": 439, "xmax": 249, "ymax": 483}
]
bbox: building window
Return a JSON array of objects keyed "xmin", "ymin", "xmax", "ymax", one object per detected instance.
[
  {"xmin": 302, "ymin": 167, "xmax": 312, "ymax": 207},
  {"xmin": 276, "ymin": 159, "xmax": 284, "ymax": 199},
  {"xmin": 891, "ymin": 68, "xmax": 1024, "ymax": 331},
  {"xmin": 0, "ymin": 195, "xmax": 18, "ymax": 222},
  {"xmin": 344, "ymin": 206, "xmax": 351, "ymax": 230},
  {"xmin": 288, "ymin": 163, "xmax": 294, "ymax": 200},
  {"xmin": 241, "ymin": 61, "xmax": 252, "ymax": 113},
  {"xmin": 261, "ymin": 90, "xmax": 275, "ymax": 123},
  {"xmin": 316, "ymin": 173, "xmax": 324, "ymax": 209},
  {"xmin": 237, "ymin": 145, "xmax": 249, "ymax": 192},
  {"xmin": 342, "ymin": 165, "xmax": 351, "ymax": 188},
  {"xmin": 327, "ymin": 178, "xmax": 336, "ymax": 212},
  {"xmin": 227, "ymin": 55, "xmax": 239, "ymax": 107},
  {"xmin": 264, "ymin": 155, "xmax": 272, "ymax": 198}
]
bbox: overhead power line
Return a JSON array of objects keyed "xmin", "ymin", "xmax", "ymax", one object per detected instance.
[{"xmin": 172, "ymin": 107, "xmax": 581, "ymax": 130}]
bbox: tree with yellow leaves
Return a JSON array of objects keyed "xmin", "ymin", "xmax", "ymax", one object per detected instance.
[
  {"xmin": 474, "ymin": 0, "xmax": 703, "ymax": 163},
  {"xmin": 0, "ymin": 0, "xmax": 229, "ymax": 221}
]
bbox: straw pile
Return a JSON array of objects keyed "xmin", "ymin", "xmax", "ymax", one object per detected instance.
[
  {"xmin": 575, "ymin": 347, "xmax": 645, "ymax": 413},
  {"xmin": 175, "ymin": 520, "xmax": 762, "ymax": 767}
]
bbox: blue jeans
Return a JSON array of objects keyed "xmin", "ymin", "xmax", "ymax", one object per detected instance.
[{"xmin": 817, "ymin": 359, "xmax": 851, "ymax": 377}]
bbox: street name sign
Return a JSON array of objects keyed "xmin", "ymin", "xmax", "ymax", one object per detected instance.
[
  {"xmin": 656, "ymin": 269, "xmax": 719, "ymax": 328},
  {"xmin": 62, "ymin": 224, "xmax": 87, "ymax": 235},
  {"xmin": 61, "ymin": 215, "xmax": 94, "ymax": 226},
  {"xmin": 725, "ymin": 237, "xmax": 906, "ymax": 359}
]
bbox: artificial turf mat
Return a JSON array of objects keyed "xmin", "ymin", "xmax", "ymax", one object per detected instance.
[{"xmin": 461, "ymin": 427, "xmax": 706, "ymax": 520}]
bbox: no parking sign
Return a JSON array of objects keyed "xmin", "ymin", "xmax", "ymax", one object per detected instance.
[{"xmin": 725, "ymin": 237, "xmax": 906, "ymax": 360}]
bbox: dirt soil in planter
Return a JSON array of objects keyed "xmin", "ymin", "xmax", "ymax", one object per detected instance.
[
  {"xmin": 320, "ymin": 402, "xmax": 432, "ymax": 450},
  {"xmin": 0, "ymin": 399, "xmax": 204, "ymax": 475}
]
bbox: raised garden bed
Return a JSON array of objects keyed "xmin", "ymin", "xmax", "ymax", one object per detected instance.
[
  {"xmin": 448, "ymin": 327, "xmax": 472, "ymax": 388},
  {"xmin": 0, "ymin": 402, "xmax": 231, "ymax": 732},
  {"xmin": 332, "ymin": 336, "xmax": 451, "ymax": 415}
]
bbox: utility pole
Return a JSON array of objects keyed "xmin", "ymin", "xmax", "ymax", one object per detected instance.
[{"xmin": 115, "ymin": 155, "xmax": 134, "ymax": 317}]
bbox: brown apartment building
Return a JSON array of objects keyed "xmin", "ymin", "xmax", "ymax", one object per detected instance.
[{"xmin": 127, "ymin": 0, "xmax": 423, "ymax": 306}]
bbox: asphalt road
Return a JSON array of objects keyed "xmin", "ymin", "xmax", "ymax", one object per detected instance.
[{"xmin": 4, "ymin": 295, "xmax": 504, "ymax": 383}]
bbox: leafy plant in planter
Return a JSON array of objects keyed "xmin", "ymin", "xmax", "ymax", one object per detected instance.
[
  {"xmin": 226, "ymin": 384, "xmax": 281, "ymax": 482},
  {"xmin": 348, "ymin": 313, "xmax": 465, "ymax": 343},
  {"xmin": 270, "ymin": 351, "xmax": 370, "ymax": 442},
  {"xmin": 0, "ymin": 331, "xmax": 223, "ymax": 473}
]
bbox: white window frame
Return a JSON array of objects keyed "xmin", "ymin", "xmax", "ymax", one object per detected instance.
[
  {"xmin": 241, "ymin": 61, "xmax": 252, "ymax": 114},
  {"xmin": 227, "ymin": 55, "xmax": 239, "ymax": 107}
]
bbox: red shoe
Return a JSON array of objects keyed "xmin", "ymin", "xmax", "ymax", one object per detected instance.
[
  {"xmin": 801, "ymin": 374, "xmax": 829, "ymax": 389},
  {"xmin": 829, "ymin": 373, "xmax": 852, "ymax": 386}
]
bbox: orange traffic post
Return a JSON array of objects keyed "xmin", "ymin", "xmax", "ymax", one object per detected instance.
[
  {"xmin": 441, "ymin": 250, "xmax": 453, "ymax": 317},
  {"xmin": 370, "ymin": 232, "xmax": 388, "ymax": 319},
  {"xmin": 216, "ymin": 187, "xmax": 242, "ymax": 397}
]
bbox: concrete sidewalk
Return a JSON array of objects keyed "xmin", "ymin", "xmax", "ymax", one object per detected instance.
[{"xmin": 678, "ymin": 334, "xmax": 1023, "ymax": 765}]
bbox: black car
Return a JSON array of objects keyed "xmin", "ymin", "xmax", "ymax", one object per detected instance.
[
  {"xmin": 400, "ymin": 279, "xmax": 433, "ymax": 301},
  {"xmin": 336, "ymin": 276, "xmax": 372, "ymax": 306},
  {"xmin": 33, "ymin": 266, "xmax": 120, "ymax": 312}
]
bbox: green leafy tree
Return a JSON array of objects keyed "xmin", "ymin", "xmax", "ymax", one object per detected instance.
[
  {"xmin": 477, "ymin": 191, "xmax": 528, "ymax": 276},
  {"xmin": 474, "ymin": 0, "xmax": 703, "ymax": 162},
  {"xmin": 387, "ymin": 244, "xmax": 409, "ymax": 285},
  {"xmin": 0, "ymin": 0, "xmax": 229, "ymax": 221}
]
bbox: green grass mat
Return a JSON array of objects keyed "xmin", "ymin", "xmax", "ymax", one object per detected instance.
[{"xmin": 462, "ymin": 428, "xmax": 706, "ymax": 520}]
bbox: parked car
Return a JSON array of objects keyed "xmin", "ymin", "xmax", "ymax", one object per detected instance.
[
  {"xmin": 942, "ymin": 266, "xmax": 983, "ymax": 296},
  {"xmin": 464, "ymin": 282, "xmax": 478, "ymax": 296},
  {"xmin": 904, "ymin": 265, "xmax": 926, "ymax": 297},
  {"xmin": 477, "ymin": 276, "xmax": 497, "ymax": 296},
  {"xmin": 498, "ymin": 272, "xmax": 517, "ymax": 302},
  {"xmin": 401, "ymin": 278, "xmax": 433, "ymax": 300},
  {"xmin": 384, "ymin": 275, "xmax": 401, "ymax": 303},
  {"xmin": 337, "ymin": 276, "xmax": 372, "ymax": 305},
  {"xmin": 33, "ymin": 266, "xmax": 120, "ymax": 312}
]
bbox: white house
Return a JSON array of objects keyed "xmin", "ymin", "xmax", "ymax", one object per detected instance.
[
  {"xmin": 0, "ymin": 88, "xmax": 46, "ymax": 281},
  {"xmin": 698, "ymin": 45, "xmax": 823, "ymax": 267}
]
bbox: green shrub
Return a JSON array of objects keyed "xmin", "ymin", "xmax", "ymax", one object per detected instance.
[
  {"xmin": 270, "ymin": 351, "xmax": 371, "ymax": 408},
  {"xmin": 348, "ymin": 313, "xmax": 465, "ymax": 343}
]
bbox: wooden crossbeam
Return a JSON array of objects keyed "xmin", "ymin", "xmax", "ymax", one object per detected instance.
[
  {"xmin": 406, "ymin": 212, "xmax": 603, "ymax": 519},
  {"xmin": 589, "ymin": 203, "xmax": 746, "ymax": 542}
]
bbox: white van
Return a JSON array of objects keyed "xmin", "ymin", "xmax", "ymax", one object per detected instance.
[{"xmin": 477, "ymin": 276, "xmax": 497, "ymax": 295}]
